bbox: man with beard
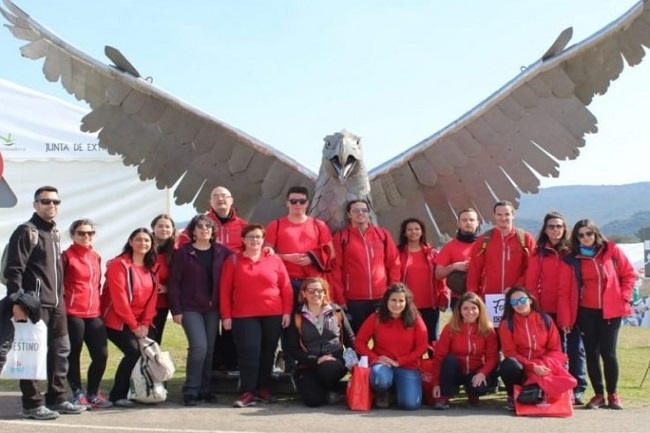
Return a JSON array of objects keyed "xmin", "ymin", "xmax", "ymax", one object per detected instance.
[{"xmin": 434, "ymin": 208, "xmax": 480, "ymax": 309}]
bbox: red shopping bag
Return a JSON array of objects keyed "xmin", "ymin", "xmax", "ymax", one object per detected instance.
[
  {"xmin": 346, "ymin": 365, "xmax": 372, "ymax": 411},
  {"xmin": 514, "ymin": 385, "xmax": 573, "ymax": 418},
  {"xmin": 420, "ymin": 358, "xmax": 435, "ymax": 405}
]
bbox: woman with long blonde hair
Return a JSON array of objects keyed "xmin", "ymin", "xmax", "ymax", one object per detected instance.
[{"xmin": 430, "ymin": 292, "xmax": 498, "ymax": 409}]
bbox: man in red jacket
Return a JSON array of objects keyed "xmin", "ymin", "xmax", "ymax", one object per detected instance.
[
  {"xmin": 466, "ymin": 201, "xmax": 535, "ymax": 303},
  {"xmin": 435, "ymin": 208, "xmax": 480, "ymax": 309},
  {"xmin": 178, "ymin": 186, "xmax": 247, "ymax": 252},
  {"xmin": 265, "ymin": 186, "xmax": 333, "ymax": 372},
  {"xmin": 329, "ymin": 200, "xmax": 400, "ymax": 333}
]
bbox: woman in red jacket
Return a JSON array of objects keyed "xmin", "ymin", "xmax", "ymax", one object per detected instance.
[
  {"xmin": 150, "ymin": 214, "xmax": 177, "ymax": 344},
  {"xmin": 62, "ymin": 219, "xmax": 112, "ymax": 408},
  {"xmin": 220, "ymin": 224, "xmax": 292, "ymax": 408},
  {"xmin": 525, "ymin": 211, "xmax": 587, "ymax": 404},
  {"xmin": 498, "ymin": 286, "xmax": 564, "ymax": 411},
  {"xmin": 558, "ymin": 219, "xmax": 636, "ymax": 410},
  {"xmin": 397, "ymin": 218, "xmax": 448, "ymax": 345},
  {"xmin": 431, "ymin": 292, "xmax": 498, "ymax": 410},
  {"xmin": 102, "ymin": 228, "xmax": 158, "ymax": 408},
  {"xmin": 355, "ymin": 283, "xmax": 428, "ymax": 410}
]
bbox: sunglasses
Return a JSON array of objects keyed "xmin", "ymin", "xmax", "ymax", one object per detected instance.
[
  {"xmin": 75, "ymin": 230, "xmax": 96, "ymax": 237},
  {"xmin": 509, "ymin": 296, "xmax": 529, "ymax": 307},
  {"xmin": 350, "ymin": 208, "xmax": 370, "ymax": 214},
  {"xmin": 245, "ymin": 234, "xmax": 263, "ymax": 240},
  {"xmin": 546, "ymin": 224, "xmax": 563, "ymax": 230},
  {"xmin": 36, "ymin": 199, "xmax": 61, "ymax": 205},
  {"xmin": 288, "ymin": 198, "xmax": 308, "ymax": 205},
  {"xmin": 577, "ymin": 231, "xmax": 594, "ymax": 239},
  {"xmin": 195, "ymin": 223, "xmax": 213, "ymax": 230},
  {"xmin": 305, "ymin": 288, "xmax": 325, "ymax": 294}
]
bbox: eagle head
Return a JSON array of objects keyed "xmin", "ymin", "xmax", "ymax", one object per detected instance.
[{"xmin": 322, "ymin": 130, "xmax": 362, "ymax": 182}]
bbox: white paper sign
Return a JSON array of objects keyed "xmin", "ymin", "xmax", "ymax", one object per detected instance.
[{"xmin": 485, "ymin": 294, "xmax": 506, "ymax": 328}]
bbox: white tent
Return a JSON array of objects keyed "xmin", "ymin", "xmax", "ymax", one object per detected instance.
[{"xmin": 0, "ymin": 78, "xmax": 173, "ymax": 294}]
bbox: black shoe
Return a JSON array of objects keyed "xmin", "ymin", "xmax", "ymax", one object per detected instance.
[
  {"xmin": 182, "ymin": 395, "xmax": 198, "ymax": 407},
  {"xmin": 199, "ymin": 393, "xmax": 218, "ymax": 404}
]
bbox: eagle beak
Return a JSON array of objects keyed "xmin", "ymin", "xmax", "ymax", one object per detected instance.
[{"xmin": 329, "ymin": 155, "xmax": 357, "ymax": 181}]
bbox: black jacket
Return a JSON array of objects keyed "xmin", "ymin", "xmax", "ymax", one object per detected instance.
[
  {"xmin": 285, "ymin": 303, "xmax": 355, "ymax": 366},
  {"xmin": 4, "ymin": 213, "xmax": 62, "ymax": 308}
]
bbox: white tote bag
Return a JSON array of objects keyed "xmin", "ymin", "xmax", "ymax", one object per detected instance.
[
  {"xmin": 128, "ymin": 357, "xmax": 167, "ymax": 403},
  {"xmin": 0, "ymin": 319, "xmax": 48, "ymax": 380},
  {"xmin": 138, "ymin": 337, "xmax": 175, "ymax": 382}
]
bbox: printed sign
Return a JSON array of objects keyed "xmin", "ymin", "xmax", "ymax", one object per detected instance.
[{"xmin": 486, "ymin": 294, "xmax": 506, "ymax": 328}]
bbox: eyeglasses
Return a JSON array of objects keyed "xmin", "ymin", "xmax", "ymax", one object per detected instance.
[
  {"xmin": 211, "ymin": 194, "xmax": 231, "ymax": 199},
  {"xmin": 546, "ymin": 224, "xmax": 563, "ymax": 230},
  {"xmin": 195, "ymin": 223, "xmax": 213, "ymax": 230},
  {"xmin": 577, "ymin": 231, "xmax": 594, "ymax": 239},
  {"xmin": 305, "ymin": 288, "xmax": 325, "ymax": 294},
  {"xmin": 288, "ymin": 198, "xmax": 308, "ymax": 205},
  {"xmin": 36, "ymin": 199, "xmax": 61, "ymax": 206},
  {"xmin": 350, "ymin": 208, "xmax": 369, "ymax": 214},
  {"xmin": 75, "ymin": 230, "xmax": 95, "ymax": 237},
  {"xmin": 245, "ymin": 234, "xmax": 263, "ymax": 240},
  {"xmin": 509, "ymin": 296, "xmax": 529, "ymax": 307}
]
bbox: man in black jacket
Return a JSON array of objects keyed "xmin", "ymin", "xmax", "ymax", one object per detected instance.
[{"xmin": 4, "ymin": 186, "xmax": 85, "ymax": 420}]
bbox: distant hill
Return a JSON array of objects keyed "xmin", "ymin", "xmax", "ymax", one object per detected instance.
[{"xmin": 512, "ymin": 182, "xmax": 650, "ymax": 239}]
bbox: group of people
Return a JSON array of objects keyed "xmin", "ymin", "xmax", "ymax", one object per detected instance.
[{"xmin": 2, "ymin": 184, "xmax": 636, "ymax": 420}]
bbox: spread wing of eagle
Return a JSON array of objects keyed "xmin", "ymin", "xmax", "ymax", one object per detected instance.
[{"xmin": 2, "ymin": 0, "xmax": 649, "ymax": 238}]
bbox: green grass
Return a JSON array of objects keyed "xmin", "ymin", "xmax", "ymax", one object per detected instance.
[{"xmin": 2, "ymin": 320, "xmax": 649, "ymax": 408}]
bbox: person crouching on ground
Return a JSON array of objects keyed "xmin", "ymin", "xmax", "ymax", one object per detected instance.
[
  {"xmin": 355, "ymin": 283, "xmax": 428, "ymax": 410},
  {"xmin": 285, "ymin": 277, "xmax": 355, "ymax": 407},
  {"xmin": 431, "ymin": 292, "xmax": 498, "ymax": 409},
  {"xmin": 498, "ymin": 286, "xmax": 565, "ymax": 411},
  {"xmin": 101, "ymin": 228, "xmax": 158, "ymax": 408}
]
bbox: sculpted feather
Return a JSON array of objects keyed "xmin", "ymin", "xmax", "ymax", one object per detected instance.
[{"xmin": 2, "ymin": 0, "xmax": 649, "ymax": 239}]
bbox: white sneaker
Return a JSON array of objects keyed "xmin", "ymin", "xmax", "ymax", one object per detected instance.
[{"xmin": 21, "ymin": 406, "xmax": 60, "ymax": 420}]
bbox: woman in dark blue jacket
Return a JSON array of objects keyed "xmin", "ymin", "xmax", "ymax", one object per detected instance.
[
  {"xmin": 168, "ymin": 214, "xmax": 232, "ymax": 406},
  {"xmin": 285, "ymin": 277, "xmax": 355, "ymax": 407}
]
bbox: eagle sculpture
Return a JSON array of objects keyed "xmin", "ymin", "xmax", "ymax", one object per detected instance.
[{"xmin": 2, "ymin": 0, "xmax": 649, "ymax": 239}]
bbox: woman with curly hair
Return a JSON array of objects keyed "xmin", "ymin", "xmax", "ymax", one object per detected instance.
[{"xmin": 354, "ymin": 283, "xmax": 428, "ymax": 410}]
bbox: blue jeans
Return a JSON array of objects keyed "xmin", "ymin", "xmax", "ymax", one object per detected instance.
[
  {"xmin": 370, "ymin": 364, "xmax": 422, "ymax": 410},
  {"xmin": 564, "ymin": 325, "xmax": 588, "ymax": 393},
  {"xmin": 181, "ymin": 311, "xmax": 219, "ymax": 397}
]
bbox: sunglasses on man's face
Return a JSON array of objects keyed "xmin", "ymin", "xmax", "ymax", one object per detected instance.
[
  {"xmin": 36, "ymin": 198, "xmax": 61, "ymax": 206},
  {"xmin": 288, "ymin": 198, "xmax": 308, "ymax": 205},
  {"xmin": 509, "ymin": 296, "xmax": 529, "ymax": 307}
]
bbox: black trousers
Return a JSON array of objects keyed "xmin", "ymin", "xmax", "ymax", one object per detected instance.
[
  {"xmin": 152, "ymin": 307, "xmax": 169, "ymax": 345},
  {"xmin": 66, "ymin": 316, "xmax": 108, "ymax": 395},
  {"xmin": 20, "ymin": 305, "xmax": 70, "ymax": 409},
  {"xmin": 293, "ymin": 360, "xmax": 347, "ymax": 407},
  {"xmin": 347, "ymin": 299, "xmax": 382, "ymax": 334},
  {"xmin": 106, "ymin": 327, "xmax": 141, "ymax": 402},
  {"xmin": 577, "ymin": 307, "xmax": 621, "ymax": 395},
  {"xmin": 231, "ymin": 316, "xmax": 283, "ymax": 393}
]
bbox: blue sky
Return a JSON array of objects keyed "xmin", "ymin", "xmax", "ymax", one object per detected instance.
[{"xmin": 1, "ymin": 0, "xmax": 649, "ymax": 189}]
